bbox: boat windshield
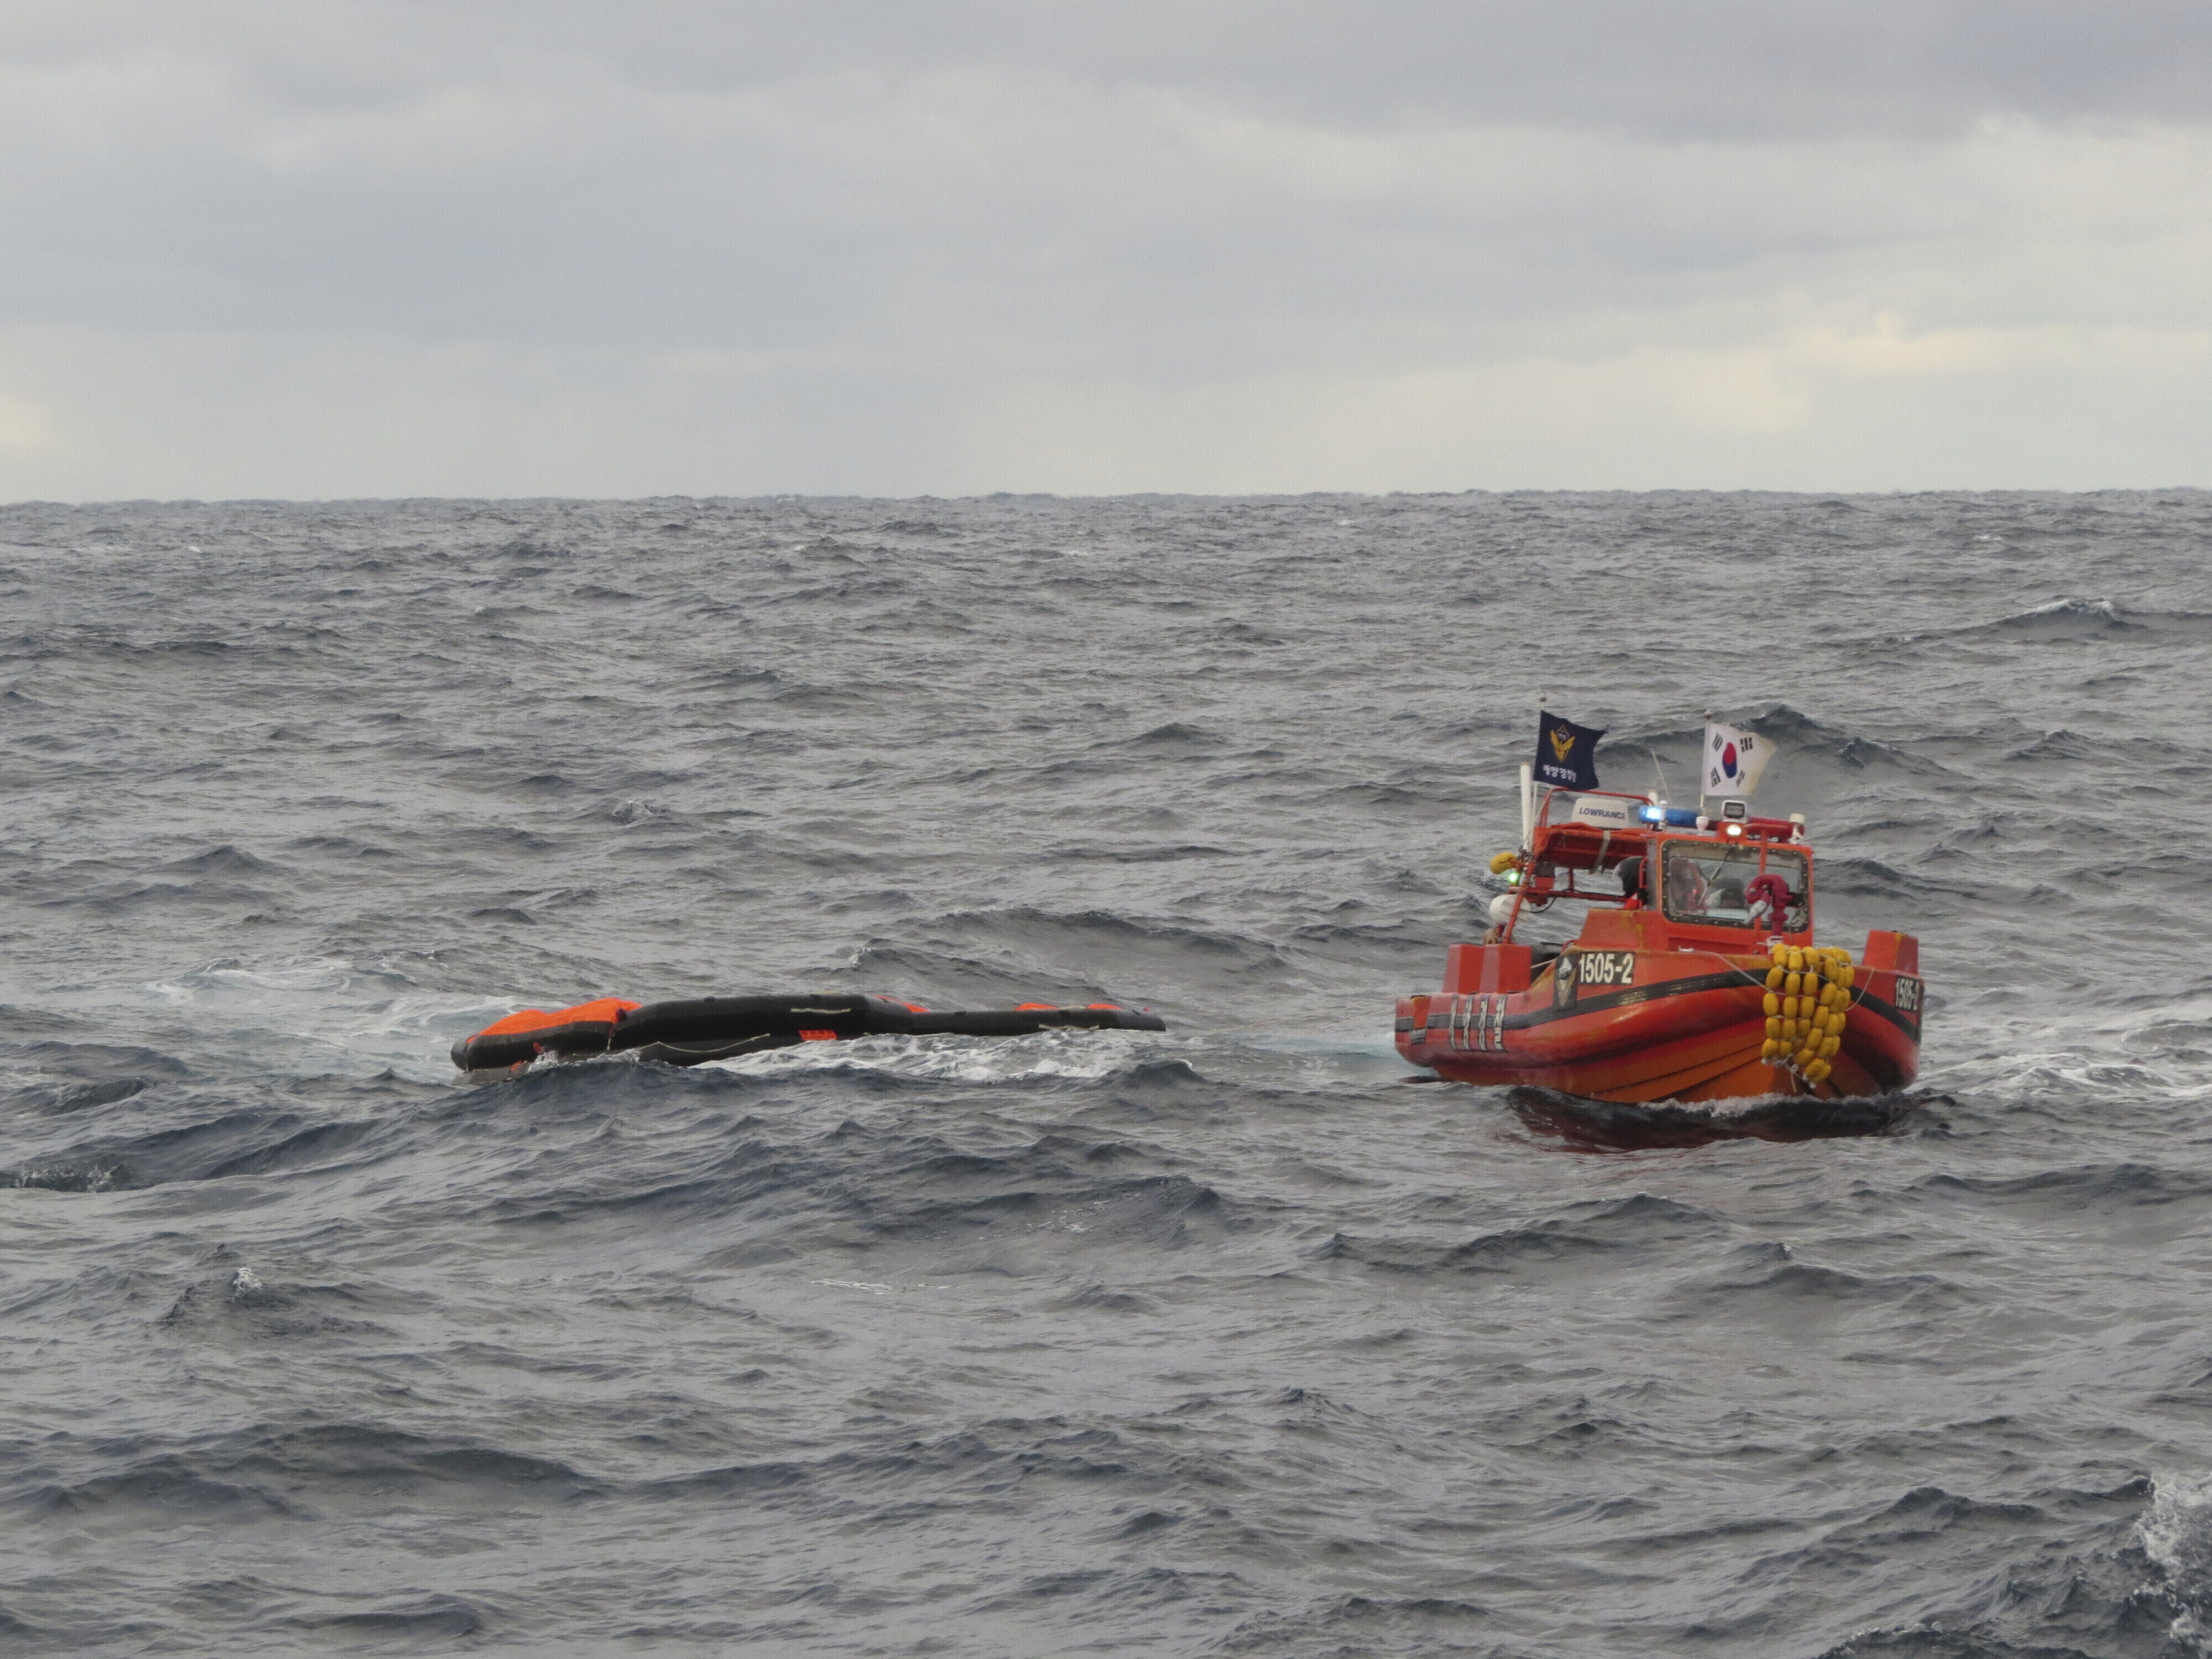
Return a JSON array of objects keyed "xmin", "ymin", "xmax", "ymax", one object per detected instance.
[{"xmin": 1660, "ymin": 842, "xmax": 1808, "ymax": 931}]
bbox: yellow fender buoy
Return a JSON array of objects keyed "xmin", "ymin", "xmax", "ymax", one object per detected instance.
[{"xmin": 1765, "ymin": 947, "xmax": 1862, "ymax": 1082}]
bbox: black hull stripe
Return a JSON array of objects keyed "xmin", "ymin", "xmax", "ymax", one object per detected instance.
[
  {"xmin": 1846, "ymin": 989, "xmax": 1921, "ymax": 1040},
  {"xmin": 1514, "ymin": 969, "xmax": 1748, "ymax": 1028},
  {"xmin": 1425, "ymin": 969, "xmax": 1919, "ymax": 1041}
]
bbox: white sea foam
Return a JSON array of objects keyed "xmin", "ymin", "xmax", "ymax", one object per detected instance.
[
  {"xmin": 122, "ymin": 955, "xmax": 528, "ymax": 1084},
  {"xmin": 705, "ymin": 1028, "xmax": 1152, "ymax": 1084},
  {"xmin": 813, "ymin": 1279, "xmax": 949, "ymax": 1295},
  {"xmin": 2143, "ymin": 1472, "xmax": 2212, "ymax": 1577}
]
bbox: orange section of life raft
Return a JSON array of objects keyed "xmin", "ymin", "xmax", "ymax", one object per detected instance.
[{"xmin": 476, "ymin": 997, "xmax": 641, "ymax": 1038}]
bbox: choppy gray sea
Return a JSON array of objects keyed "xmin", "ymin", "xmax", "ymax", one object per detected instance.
[{"xmin": 5, "ymin": 492, "xmax": 2212, "ymax": 1657}]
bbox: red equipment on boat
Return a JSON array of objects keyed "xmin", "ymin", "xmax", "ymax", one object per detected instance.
[{"xmin": 1396, "ymin": 787, "xmax": 1923, "ymax": 1104}]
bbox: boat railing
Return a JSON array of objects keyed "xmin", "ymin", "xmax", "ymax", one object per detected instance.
[{"xmin": 1531, "ymin": 786, "xmax": 1655, "ymax": 833}]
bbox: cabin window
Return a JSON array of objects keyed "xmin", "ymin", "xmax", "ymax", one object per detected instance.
[{"xmin": 1659, "ymin": 843, "xmax": 1808, "ymax": 931}]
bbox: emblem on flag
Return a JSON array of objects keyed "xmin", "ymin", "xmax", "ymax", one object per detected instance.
[
  {"xmin": 1533, "ymin": 714, "xmax": 1605, "ymax": 790},
  {"xmin": 1701, "ymin": 720, "xmax": 1773, "ymax": 799}
]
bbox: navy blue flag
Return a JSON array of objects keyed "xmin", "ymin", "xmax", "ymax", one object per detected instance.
[{"xmin": 1533, "ymin": 714, "xmax": 1605, "ymax": 790}]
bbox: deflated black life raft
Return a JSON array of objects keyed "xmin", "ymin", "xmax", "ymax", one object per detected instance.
[{"xmin": 452, "ymin": 992, "xmax": 1166, "ymax": 1073}]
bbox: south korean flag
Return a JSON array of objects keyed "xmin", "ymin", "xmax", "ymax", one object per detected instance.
[{"xmin": 1702, "ymin": 721, "xmax": 1773, "ymax": 799}]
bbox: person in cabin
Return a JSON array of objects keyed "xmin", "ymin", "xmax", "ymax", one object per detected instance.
[
  {"xmin": 1665, "ymin": 854, "xmax": 1709, "ymax": 917},
  {"xmin": 1616, "ymin": 855, "xmax": 1645, "ymax": 909}
]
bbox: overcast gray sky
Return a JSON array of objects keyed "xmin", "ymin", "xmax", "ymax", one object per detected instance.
[{"xmin": 4, "ymin": 1, "xmax": 2209, "ymax": 498}]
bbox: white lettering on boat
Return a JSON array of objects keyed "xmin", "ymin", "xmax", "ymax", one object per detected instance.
[{"xmin": 1560, "ymin": 951, "xmax": 1636, "ymax": 1003}]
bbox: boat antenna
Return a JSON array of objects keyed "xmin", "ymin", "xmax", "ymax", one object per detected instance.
[{"xmin": 1646, "ymin": 744, "xmax": 1671, "ymax": 804}]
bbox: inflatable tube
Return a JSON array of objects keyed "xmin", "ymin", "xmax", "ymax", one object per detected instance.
[
  {"xmin": 902, "ymin": 1005, "xmax": 1160, "ymax": 1038},
  {"xmin": 449, "ymin": 997, "xmax": 640, "ymax": 1073},
  {"xmin": 608, "ymin": 993, "xmax": 880, "ymax": 1066},
  {"xmin": 452, "ymin": 992, "xmax": 1166, "ymax": 1072}
]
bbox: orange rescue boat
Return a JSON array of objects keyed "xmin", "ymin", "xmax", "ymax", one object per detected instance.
[{"xmin": 1396, "ymin": 787, "xmax": 1923, "ymax": 1104}]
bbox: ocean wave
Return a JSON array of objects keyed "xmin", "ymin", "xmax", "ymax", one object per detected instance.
[
  {"xmin": 1876, "ymin": 594, "xmax": 2212, "ymax": 649},
  {"xmin": 277, "ymin": 1600, "xmax": 492, "ymax": 1642},
  {"xmin": 460, "ymin": 1091, "xmax": 1233, "ymax": 1255},
  {"xmin": 6, "ymin": 491, "xmax": 2210, "ymax": 1656},
  {"xmin": 1317, "ymin": 1192, "xmax": 1729, "ymax": 1280},
  {"xmin": 1604, "ymin": 705, "xmax": 1960, "ymax": 785},
  {"xmin": 838, "ymin": 904, "xmax": 1291, "ymax": 1006},
  {"xmin": 18, "ymin": 1423, "xmax": 603, "ymax": 1521}
]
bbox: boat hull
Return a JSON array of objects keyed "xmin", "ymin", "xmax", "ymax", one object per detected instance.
[{"xmin": 1395, "ymin": 947, "xmax": 1921, "ymax": 1105}]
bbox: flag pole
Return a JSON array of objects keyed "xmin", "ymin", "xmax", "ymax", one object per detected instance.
[
  {"xmin": 1698, "ymin": 707, "xmax": 1714, "ymax": 820},
  {"xmin": 1522, "ymin": 695, "xmax": 1543, "ymax": 847}
]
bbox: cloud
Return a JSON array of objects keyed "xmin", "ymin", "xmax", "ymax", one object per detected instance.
[
  {"xmin": 18, "ymin": 1, "xmax": 2208, "ymax": 137},
  {"xmin": 1, "ymin": 3, "xmax": 2209, "ymax": 495},
  {"xmin": 0, "ymin": 387, "xmax": 55, "ymax": 455}
]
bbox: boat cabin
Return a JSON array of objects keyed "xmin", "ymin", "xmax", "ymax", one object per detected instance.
[{"xmin": 1504, "ymin": 787, "xmax": 1814, "ymax": 957}]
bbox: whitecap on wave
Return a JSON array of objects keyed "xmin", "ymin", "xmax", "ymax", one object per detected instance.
[
  {"xmin": 122, "ymin": 955, "xmax": 517, "ymax": 1084},
  {"xmin": 2142, "ymin": 1472, "xmax": 2212, "ymax": 1651},
  {"xmin": 700, "ymin": 1027, "xmax": 1161, "ymax": 1085},
  {"xmin": 2142, "ymin": 1471, "xmax": 2212, "ymax": 1577}
]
